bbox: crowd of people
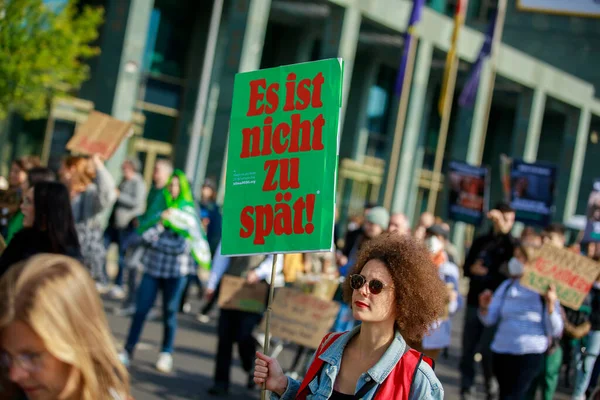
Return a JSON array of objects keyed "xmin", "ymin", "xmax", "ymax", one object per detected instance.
[{"xmin": 0, "ymin": 153, "xmax": 600, "ymax": 400}]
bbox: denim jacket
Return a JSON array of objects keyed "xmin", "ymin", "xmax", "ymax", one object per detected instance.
[{"xmin": 273, "ymin": 326, "xmax": 444, "ymax": 400}]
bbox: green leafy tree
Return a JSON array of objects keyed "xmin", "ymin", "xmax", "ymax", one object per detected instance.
[{"xmin": 0, "ymin": 0, "xmax": 103, "ymax": 120}]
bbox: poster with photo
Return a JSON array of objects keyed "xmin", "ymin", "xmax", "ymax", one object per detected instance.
[
  {"xmin": 510, "ymin": 159, "xmax": 557, "ymax": 227},
  {"xmin": 447, "ymin": 161, "xmax": 490, "ymax": 225}
]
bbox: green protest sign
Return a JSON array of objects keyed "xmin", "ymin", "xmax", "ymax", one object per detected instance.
[{"xmin": 222, "ymin": 59, "xmax": 343, "ymax": 256}]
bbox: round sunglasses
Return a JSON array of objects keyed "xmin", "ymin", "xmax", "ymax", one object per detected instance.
[{"xmin": 349, "ymin": 274, "xmax": 392, "ymax": 295}]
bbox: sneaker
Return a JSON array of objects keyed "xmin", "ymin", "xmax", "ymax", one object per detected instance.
[
  {"xmin": 181, "ymin": 302, "xmax": 192, "ymax": 314},
  {"xmin": 196, "ymin": 313, "xmax": 210, "ymax": 323},
  {"xmin": 156, "ymin": 352, "xmax": 173, "ymax": 373},
  {"xmin": 109, "ymin": 286, "xmax": 126, "ymax": 300},
  {"xmin": 96, "ymin": 282, "xmax": 110, "ymax": 294},
  {"xmin": 118, "ymin": 351, "xmax": 130, "ymax": 367},
  {"xmin": 114, "ymin": 305, "xmax": 136, "ymax": 317}
]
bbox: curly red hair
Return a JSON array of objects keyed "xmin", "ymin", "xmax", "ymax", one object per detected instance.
[{"xmin": 343, "ymin": 233, "xmax": 448, "ymax": 343}]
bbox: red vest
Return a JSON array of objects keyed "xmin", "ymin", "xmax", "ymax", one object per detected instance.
[{"xmin": 296, "ymin": 332, "xmax": 433, "ymax": 400}]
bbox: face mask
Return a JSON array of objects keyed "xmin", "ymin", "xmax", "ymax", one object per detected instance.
[
  {"xmin": 425, "ymin": 236, "xmax": 444, "ymax": 255},
  {"xmin": 347, "ymin": 222, "xmax": 359, "ymax": 232},
  {"xmin": 508, "ymin": 257, "xmax": 524, "ymax": 277}
]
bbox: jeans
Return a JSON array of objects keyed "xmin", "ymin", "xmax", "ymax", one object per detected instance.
[
  {"xmin": 460, "ymin": 305, "xmax": 498, "ymax": 395},
  {"xmin": 124, "ymin": 273, "xmax": 187, "ymax": 355},
  {"xmin": 179, "ymin": 274, "xmax": 202, "ymax": 311},
  {"xmin": 588, "ymin": 353, "xmax": 600, "ymax": 394},
  {"xmin": 525, "ymin": 346, "xmax": 563, "ymax": 400},
  {"xmin": 493, "ymin": 352, "xmax": 544, "ymax": 400},
  {"xmin": 104, "ymin": 225, "xmax": 138, "ymax": 287},
  {"xmin": 573, "ymin": 330, "xmax": 600, "ymax": 398},
  {"xmin": 213, "ymin": 309, "xmax": 262, "ymax": 389}
]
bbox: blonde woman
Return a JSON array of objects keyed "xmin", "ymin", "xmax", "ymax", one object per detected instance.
[{"xmin": 0, "ymin": 254, "xmax": 130, "ymax": 400}]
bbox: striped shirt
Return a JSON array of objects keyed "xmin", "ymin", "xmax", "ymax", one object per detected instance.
[{"xmin": 479, "ymin": 279, "xmax": 563, "ymax": 355}]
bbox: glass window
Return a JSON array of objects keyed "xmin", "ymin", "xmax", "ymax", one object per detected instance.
[
  {"xmin": 142, "ymin": 0, "xmax": 194, "ymax": 79},
  {"xmin": 141, "ymin": 110, "xmax": 177, "ymax": 143},
  {"xmin": 364, "ymin": 65, "xmax": 396, "ymax": 158},
  {"xmin": 143, "ymin": 77, "xmax": 182, "ymax": 110}
]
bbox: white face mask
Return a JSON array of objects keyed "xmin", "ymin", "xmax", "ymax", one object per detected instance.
[
  {"xmin": 508, "ymin": 257, "xmax": 524, "ymax": 277},
  {"xmin": 425, "ymin": 236, "xmax": 444, "ymax": 255}
]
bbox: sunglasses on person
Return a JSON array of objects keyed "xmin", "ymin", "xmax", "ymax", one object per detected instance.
[{"xmin": 349, "ymin": 274, "xmax": 392, "ymax": 295}]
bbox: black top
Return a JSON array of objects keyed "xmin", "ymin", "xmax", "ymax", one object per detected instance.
[
  {"xmin": 0, "ymin": 228, "xmax": 82, "ymax": 278},
  {"xmin": 330, "ymin": 390, "xmax": 356, "ymax": 400},
  {"xmin": 589, "ymin": 286, "xmax": 600, "ymax": 331},
  {"xmin": 463, "ymin": 230, "xmax": 516, "ymax": 307}
]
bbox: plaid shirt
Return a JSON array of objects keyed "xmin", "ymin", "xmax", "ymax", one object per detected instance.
[{"xmin": 141, "ymin": 225, "xmax": 195, "ymax": 278}]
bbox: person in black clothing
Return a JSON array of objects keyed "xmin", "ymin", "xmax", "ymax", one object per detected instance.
[
  {"xmin": 0, "ymin": 182, "xmax": 81, "ymax": 277},
  {"xmin": 460, "ymin": 202, "xmax": 516, "ymax": 400}
]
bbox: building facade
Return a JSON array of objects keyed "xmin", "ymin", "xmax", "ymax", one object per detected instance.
[{"xmin": 4, "ymin": 0, "xmax": 600, "ymax": 247}]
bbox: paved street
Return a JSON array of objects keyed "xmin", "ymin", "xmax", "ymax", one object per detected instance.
[{"xmin": 104, "ymin": 293, "xmax": 573, "ymax": 400}]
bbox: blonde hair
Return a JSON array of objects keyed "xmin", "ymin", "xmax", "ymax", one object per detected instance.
[{"xmin": 0, "ymin": 254, "xmax": 129, "ymax": 400}]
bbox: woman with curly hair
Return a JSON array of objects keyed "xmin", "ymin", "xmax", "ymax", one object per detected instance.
[{"xmin": 254, "ymin": 233, "xmax": 447, "ymax": 399}]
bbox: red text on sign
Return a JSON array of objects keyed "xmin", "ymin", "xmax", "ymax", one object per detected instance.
[
  {"xmin": 263, "ymin": 158, "xmax": 300, "ymax": 192},
  {"xmin": 240, "ymin": 114, "xmax": 325, "ymax": 158},
  {"xmin": 247, "ymin": 79, "xmax": 279, "ymax": 116},
  {"xmin": 239, "ymin": 193, "xmax": 316, "ymax": 245}
]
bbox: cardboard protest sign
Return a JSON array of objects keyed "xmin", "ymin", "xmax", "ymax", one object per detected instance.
[
  {"xmin": 509, "ymin": 159, "xmax": 557, "ymax": 227},
  {"xmin": 260, "ymin": 287, "xmax": 340, "ymax": 349},
  {"xmin": 447, "ymin": 161, "xmax": 489, "ymax": 225},
  {"xmin": 583, "ymin": 179, "xmax": 600, "ymax": 243},
  {"xmin": 221, "ymin": 59, "xmax": 343, "ymax": 256},
  {"xmin": 67, "ymin": 111, "xmax": 133, "ymax": 160},
  {"xmin": 217, "ymin": 275, "xmax": 268, "ymax": 314},
  {"xmin": 521, "ymin": 244, "xmax": 600, "ymax": 309}
]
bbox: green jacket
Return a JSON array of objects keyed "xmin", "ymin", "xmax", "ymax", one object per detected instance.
[
  {"xmin": 5, "ymin": 212, "xmax": 24, "ymax": 245},
  {"xmin": 138, "ymin": 170, "xmax": 211, "ymax": 270}
]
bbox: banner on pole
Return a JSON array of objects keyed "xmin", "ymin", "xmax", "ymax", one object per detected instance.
[
  {"xmin": 447, "ymin": 160, "xmax": 489, "ymax": 225},
  {"xmin": 221, "ymin": 59, "xmax": 343, "ymax": 256},
  {"xmin": 260, "ymin": 287, "xmax": 340, "ymax": 349},
  {"xmin": 521, "ymin": 244, "xmax": 600, "ymax": 309},
  {"xmin": 509, "ymin": 159, "xmax": 557, "ymax": 227},
  {"xmin": 584, "ymin": 179, "xmax": 600, "ymax": 243}
]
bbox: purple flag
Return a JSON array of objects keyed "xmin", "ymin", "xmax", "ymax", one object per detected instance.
[
  {"xmin": 394, "ymin": 0, "xmax": 426, "ymax": 96},
  {"xmin": 459, "ymin": 13, "xmax": 497, "ymax": 107}
]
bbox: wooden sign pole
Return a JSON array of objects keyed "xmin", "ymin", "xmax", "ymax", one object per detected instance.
[{"xmin": 261, "ymin": 253, "xmax": 279, "ymax": 400}]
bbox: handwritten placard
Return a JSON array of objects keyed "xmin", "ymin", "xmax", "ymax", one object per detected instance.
[
  {"xmin": 521, "ymin": 244, "xmax": 600, "ymax": 309},
  {"xmin": 260, "ymin": 287, "xmax": 340, "ymax": 349},
  {"xmin": 217, "ymin": 275, "xmax": 267, "ymax": 314},
  {"xmin": 67, "ymin": 111, "xmax": 132, "ymax": 160}
]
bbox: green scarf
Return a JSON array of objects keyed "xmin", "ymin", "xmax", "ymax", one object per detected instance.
[{"xmin": 138, "ymin": 170, "xmax": 211, "ymax": 270}]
